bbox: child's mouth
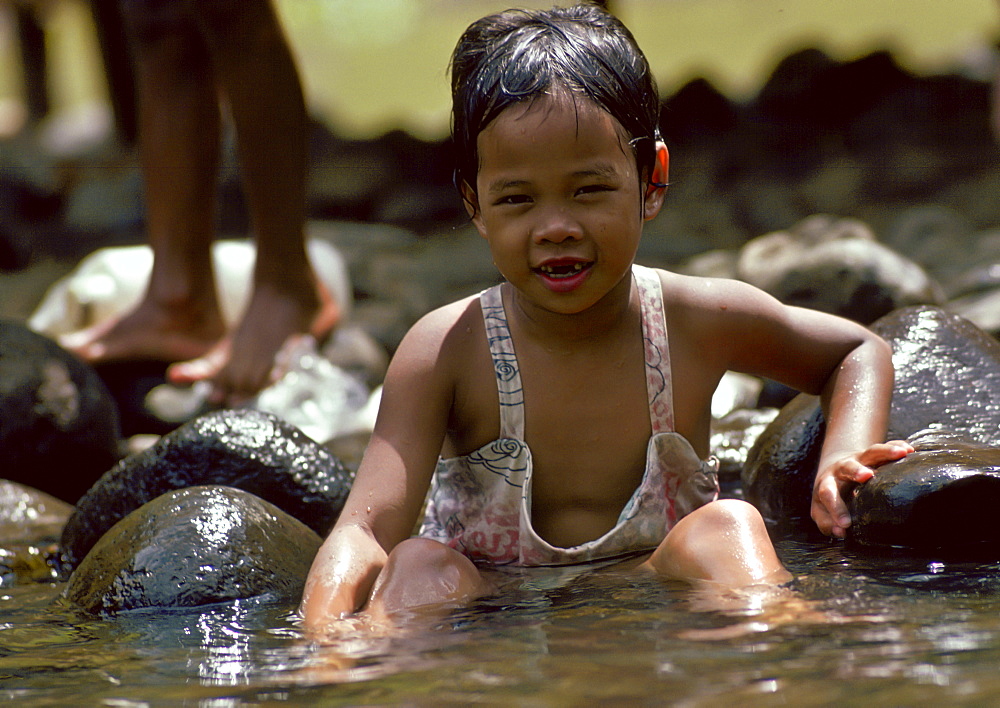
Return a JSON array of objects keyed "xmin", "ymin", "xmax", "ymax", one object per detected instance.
[{"xmin": 534, "ymin": 260, "xmax": 593, "ymax": 292}]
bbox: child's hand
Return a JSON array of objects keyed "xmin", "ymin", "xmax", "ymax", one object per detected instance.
[{"xmin": 811, "ymin": 440, "xmax": 914, "ymax": 538}]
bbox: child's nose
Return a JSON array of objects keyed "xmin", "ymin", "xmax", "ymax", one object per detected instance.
[{"xmin": 531, "ymin": 205, "xmax": 583, "ymax": 244}]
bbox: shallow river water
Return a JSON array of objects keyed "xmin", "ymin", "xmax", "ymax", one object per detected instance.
[{"xmin": 6, "ymin": 535, "xmax": 1000, "ymax": 706}]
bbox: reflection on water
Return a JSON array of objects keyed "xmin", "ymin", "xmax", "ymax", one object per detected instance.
[{"xmin": 7, "ymin": 538, "xmax": 1000, "ymax": 703}]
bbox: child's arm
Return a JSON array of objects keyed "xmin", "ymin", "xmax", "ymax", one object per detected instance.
[
  {"xmin": 811, "ymin": 340, "xmax": 913, "ymax": 537},
  {"xmin": 665, "ymin": 274, "xmax": 910, "ymax": 538},
  {"xmin": 300, "ymin": 306, "xmax": 460, "ymax": 630}
]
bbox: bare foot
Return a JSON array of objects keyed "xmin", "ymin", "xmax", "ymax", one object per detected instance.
[
  {"xmin": 59, "ymin": 297, "xmax": 225, "ymax": 366},
  {"xmin": 167, "ymin": 280, "xmax": 341, "ymax": 406}
]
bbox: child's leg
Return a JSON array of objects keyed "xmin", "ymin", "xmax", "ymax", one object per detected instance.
[
  {"xmin": 643, "ymin": 499, "xmax": 792, "ymax": 586},
  {"xmin": 365, "ymin": 538, "xmax": 491, "ymax": 621},
  {"xmin": 166, "ymin": 0, "xmax": 339, "ymax": 404}
]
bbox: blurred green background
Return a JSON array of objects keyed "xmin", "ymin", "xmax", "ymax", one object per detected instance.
[{"xmin": 1, "ymin": 0, "xmax": 997, "ymax": 141}]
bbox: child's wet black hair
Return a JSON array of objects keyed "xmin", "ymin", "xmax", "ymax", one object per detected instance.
[{"xmin": 450, "ymin": 3, "xmax": 661, "ymax": 196}]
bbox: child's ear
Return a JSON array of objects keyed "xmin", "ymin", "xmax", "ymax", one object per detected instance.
[
  {"xmin": 460, "ymin": 181, "xmax": 487, "ymax": 236},
  {"xmin": 643, "ymin": 142, "xmax": 669, "ymax": 221}
]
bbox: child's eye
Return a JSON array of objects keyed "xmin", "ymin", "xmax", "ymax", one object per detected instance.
[
  {"xmin": 576, "ymin": 184, "xmax": 613, "ymax": 197},
  {"xmin": 495, "ymin": 194, "xmax": 532, "ymax": 206}
]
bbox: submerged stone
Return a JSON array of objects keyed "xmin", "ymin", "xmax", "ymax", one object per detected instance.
[
  {"xmin": 64, "ymin": 485, "xmax": 321, "ymax": 615},
  {"xmin": 60, "ymin": 408, "xmax": 353, "ymax": 571},
  {"xmin": 0, "ymin": 320, "xmax": 123, "ymax": 504},
  {"xmin": 743, "ymin": 306, "xmax": 1000, "ymax": 540},
  {"xmin": 849, "ymin": 430, "xmax": 1000, "ymax": 555}
]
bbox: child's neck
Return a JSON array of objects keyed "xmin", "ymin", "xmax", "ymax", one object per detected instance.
[{"xmin": 503, "ymin": 271, "xmax": 636, "ymax": 348}]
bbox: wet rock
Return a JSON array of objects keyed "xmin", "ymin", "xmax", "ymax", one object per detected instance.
[
  {"xmin": 60, "ymin": 408, "xmax": 353, "ymax": 571},
  {"xmin": 0, "ymin": 480, "xmax": 73, "ymax": 585},
  {"xmin": 64, "ymin": 485, "xmax": 321, "ymax": 615},
  {"xmin": 0, "ymin": 320, "xmax": 123, "ymax": 504},
  {"xmin": 0, "ymin": 479, "xmax": 73, "ymax": 544},
  {"xmin": 849, "ymin": 430, "xmax": 1000, "ymax": 556},
  {"xmin": 710, "ymin": 407, "xmax": 779, "ymax": 498},
  {"xmin": 741, "ymin": 394, "xmax": 825, "ymax": 529},
  {"xmin": 877, "ymin": 307, "xmax": 1000, "ymax": 445},
  {"xmin": 743, "ymin": 306, "xmax": 1000, "ymax": 532},
  {"xmin": 737, "ymin": 214, "xmax": 942, "ymax": 324}
]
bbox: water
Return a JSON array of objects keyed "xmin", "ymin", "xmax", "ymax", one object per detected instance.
[{"xmin": 6, "ymin": 537, "xmax": 1000, "ymax": 705}]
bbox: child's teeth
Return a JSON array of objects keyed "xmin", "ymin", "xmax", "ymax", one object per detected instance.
[{"xmin": 541, "ymin": 263, "xmax": 583, "ymax": 275}]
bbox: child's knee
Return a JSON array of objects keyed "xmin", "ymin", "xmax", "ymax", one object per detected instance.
[
  {"xmin": 648, "ymin": 499, "xmax": 785, "ymax": 584},
  {"xmin": 682, "ymin": 498, "xmax": 768, "ymax": 535},
  {"xmin": 368, "ymin": 538, "xmax": 485, "ymax": 615}
]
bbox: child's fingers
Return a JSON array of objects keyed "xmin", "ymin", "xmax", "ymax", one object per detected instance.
[
  {"xmin": 811, "ymin": 478, "xmax": 850, "ymax": 538},
  {"xmin": 828, "ymin": 456, "xmax": 874, "ymax": 485},
  {"xmin": 857, "ymin": 440, "xmax": 913, "ymax": 469},
  {"xmin": 812, "ymin": 442, "xmax": 914, "ymax": 538}
]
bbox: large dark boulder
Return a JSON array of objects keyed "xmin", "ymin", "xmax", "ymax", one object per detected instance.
[
  {"xmin": 0, "ymin": 320, "xmax": 123, "ymax": 504},
  {"xmin": 63, "ymin": 485, "xmax": 321, "ymax": 615},
  {"xmin": 850, "ymin": 430, "xmax": 1000, "ymax": 555},
  {"xmin": 60, "ymin": 408, "xmax": 353, "ymax": 571},
  {"xmin": 743, "ymin": 306, "xmax": 1000, "ymax": 539}
]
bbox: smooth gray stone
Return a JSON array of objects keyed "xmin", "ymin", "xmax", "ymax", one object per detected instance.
[
  {"xmin": 64, "ymin": 485, "xmax": 321, "ymax": 615},
  {"xmin": 737, "ymin": 215, "xmax": 942, "ymax": 325}
]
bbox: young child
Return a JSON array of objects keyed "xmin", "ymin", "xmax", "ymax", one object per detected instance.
[{"xmin": 301, "ymin": 3, "xmax": 911, "ymax": 629}]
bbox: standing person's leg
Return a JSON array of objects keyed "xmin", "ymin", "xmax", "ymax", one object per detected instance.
[
  {"xmin": 168, "ymin": 0, "xmax": 339, "ymax": 404},
  {"xmin": 993, "ymin": 1, "xmax": 1000, "ymax": 144},
  {"xmin": 62, "ymin": 1, "xmax": 228, "ymax": 364}
]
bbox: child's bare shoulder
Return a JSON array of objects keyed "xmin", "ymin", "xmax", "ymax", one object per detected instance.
[
  {"xmin": 654, "ymin": 268, "xmax": 780, "ymax": 321},
  {"xmin": 392, "ymin": 293, "xmax": 486, "ymax": 373}
]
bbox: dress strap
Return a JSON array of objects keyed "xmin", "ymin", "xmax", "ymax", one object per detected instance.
[
  {"xmin": 479, "ymin": 285, "xmax": 525, "ymax": 439},
  {"xmin": 633, "ymin": 265, "xmax": 675, "ymax": 433}
]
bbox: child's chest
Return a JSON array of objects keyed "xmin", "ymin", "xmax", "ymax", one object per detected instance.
[{"xmin": 518, "ymin": 349, "xmax": 652, "ymax": 511}]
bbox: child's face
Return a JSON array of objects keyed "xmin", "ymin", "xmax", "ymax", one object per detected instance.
[{"xmin": 464, "ymin": 92, "xmax": 665, "ymax": 315}]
